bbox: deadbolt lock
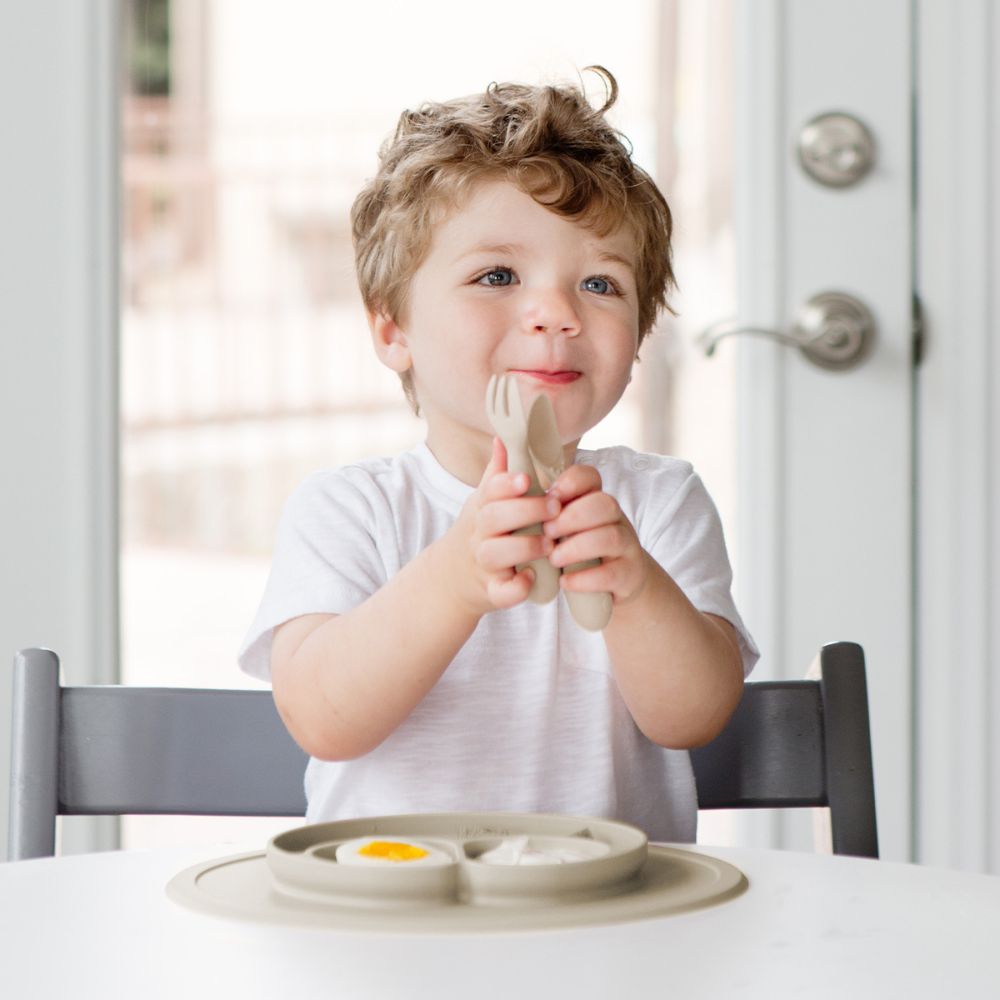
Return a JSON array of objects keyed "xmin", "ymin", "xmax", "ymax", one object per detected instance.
[{"xmin": 797, "ymin": 112, "xmax": 876, "ymax": 188}]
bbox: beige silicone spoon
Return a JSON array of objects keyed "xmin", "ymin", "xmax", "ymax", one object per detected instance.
[{"xmin": 526, "ymin": 394, "xmax": 613, "ymax": 632}]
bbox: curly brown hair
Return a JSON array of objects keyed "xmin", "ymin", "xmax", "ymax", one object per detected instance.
[{"xmin": 351, "ymin": 67, "xmax": 675, "ymax": 411}]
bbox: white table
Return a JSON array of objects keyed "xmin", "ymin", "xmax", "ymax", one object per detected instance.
[{"xmin": 1, "ymin": 842, "xmax": 997, "ymax": 999}]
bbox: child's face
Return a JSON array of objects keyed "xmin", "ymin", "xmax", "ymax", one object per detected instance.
[{"xmin": 371, "ymin": 180, "xmax": 640, "ymax": 481}]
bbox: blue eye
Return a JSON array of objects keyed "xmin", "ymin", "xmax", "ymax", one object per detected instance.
[
  {"xmin": 478, "ymin": 268, "xmax": 515, "ymax": 287},
  {"xmin": 583, "ymin": 276, "xmax": 616, "ymax": 295}
]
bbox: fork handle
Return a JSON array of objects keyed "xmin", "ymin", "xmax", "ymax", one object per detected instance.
[
  {"xmin": 514, "ymin": 529, "xmax": 561, "ymax": 604},
  {"xmin": 506, "ymin": 443, "xmax": 560, "ymax": 604}
]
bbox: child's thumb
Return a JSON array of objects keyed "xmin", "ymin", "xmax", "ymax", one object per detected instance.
[{"xmin": 478, "ymin": 436, "xmax": 508, "ymax": 487}]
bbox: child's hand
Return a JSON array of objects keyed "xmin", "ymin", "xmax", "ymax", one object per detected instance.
[
  {"xmin": 542, "ymin": 463, "xmax": 650, "ymax": 606},
  {"xmin": 450, "ymin": 437, "xmax": 561, "ymax": 615}
]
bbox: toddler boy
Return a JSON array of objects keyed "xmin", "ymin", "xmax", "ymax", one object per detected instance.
[{"xmin": 239, "ymin": 69, "xmax": 758, "ymax": 841}]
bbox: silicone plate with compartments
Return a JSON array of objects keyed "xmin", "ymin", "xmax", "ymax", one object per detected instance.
[{"xmin": 167, "ymin": 811, "xmax": 747, "ymax": 933}]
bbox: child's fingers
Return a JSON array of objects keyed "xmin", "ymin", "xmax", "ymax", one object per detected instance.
[
  {"xmin": 546, "ymin": 462, "xmax": 603, "ymax": 503},
  {"xmin": 543, "ymin": 490, "xmax": 622, "ymax": 540},
  {"xmin": 477, "ymin": 439, "xmax": 540, "ymax": 503},
  {"xmin": 557, "ymin": 547, "xmax": 649, "ymax": 606},
  {"xmin": 480, "ymin": 470, "xmax": 534, "ymax": 504},
  {"xmin": 478, "ymin": 493, "xmax": 560, "ymax": 535},
  {"xmin": 478, "ymin": 436, "xmax": 508, "ymax": 487},
  {"xmin": 549, "ymin": 523, "xmax": 630, "ymax": 569},
  {"xmin": 557, "ymin": 559, "xmax": 616, "ymax": 593},
  {"xmin": 477, "ymin": 533, "xmax": 553, "ymax": 572},
  {"xmin": 487, "ymin": 566, "xmax": 536, "ymax": 608}
]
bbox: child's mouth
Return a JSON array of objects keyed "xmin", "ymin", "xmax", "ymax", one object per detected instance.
[{"xmin": 513, "ymin": 370, "xmax": 581, "ymax": 385}]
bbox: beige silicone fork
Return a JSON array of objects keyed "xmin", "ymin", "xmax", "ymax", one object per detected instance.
[
  {"xmin": 485, "ymin": 374, "xmax": 561, "ymax": 604},
  {"xmin": 526, "ymin": 394, "xmax": 613, "ymax": 632}
]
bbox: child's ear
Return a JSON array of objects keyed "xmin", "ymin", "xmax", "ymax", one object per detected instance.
[{"xmin": 368, "ymin": 309, "xmax": 412, "ymax": 373}]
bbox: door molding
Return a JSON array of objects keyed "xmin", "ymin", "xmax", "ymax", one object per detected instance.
[
  {"xmin": 0, "ymin": 0, "xmax": 120, "ymax": 857},
  {"xmin": 915, "ymin": 0, "xmax": 999, "ymax": 874},
  {"xmin": 729, "ymin": 0, "xmax": 786, "ymax": 852}
]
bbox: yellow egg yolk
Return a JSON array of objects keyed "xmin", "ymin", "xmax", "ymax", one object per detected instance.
[{"xmin": 357, "ymin": 840, "xmax": 429, "ymax": 862}]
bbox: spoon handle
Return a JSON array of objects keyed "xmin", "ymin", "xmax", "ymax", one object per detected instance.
[
  {"xmin": 502, "ymin": 423, "xmax": 560, "ymax": 605},
  {"xmin": 524, "ymin": 395, "xmax": 613, "ymax": 631},
  {"xmin": 564, "ymin": 581, "xmax": 613, "ymax": 632}
]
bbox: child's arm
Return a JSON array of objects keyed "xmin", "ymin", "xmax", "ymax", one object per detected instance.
[
  {"xmin": 544, "ymin": 464, "xmax": 745, "ymax": 750},
  {"xmin": 270, "ymin": 439, "xmax": 561, "ymax": 760}
]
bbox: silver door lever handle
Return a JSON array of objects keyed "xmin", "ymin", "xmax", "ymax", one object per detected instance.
[
  {"xmin": 697, "ymin": 291, "xmax": 876, "ymax": 372},
  {"xmin": 698, "ymin": 322, "xmax": 804, "ymax": 355}
]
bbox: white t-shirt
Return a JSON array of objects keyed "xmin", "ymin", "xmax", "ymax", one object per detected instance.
[{"xmin": 239, "ymin": 443, "xmax": 758, "ymax": 842}]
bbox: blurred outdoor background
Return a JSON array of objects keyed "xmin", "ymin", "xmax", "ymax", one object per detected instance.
[{"xmin": 119, "ymin": 0, "xmax": 738, "ymax": 847}]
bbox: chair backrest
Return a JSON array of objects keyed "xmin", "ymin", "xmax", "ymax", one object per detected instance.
[
  {"xmin": 691, "ymin": 640, "xmax": 879, "ymax": 858},
  {"xmin": 8, "ymin": 641, "xmax": 877, "ymax": 861},
  {"xmin": 7, "ymin": 648, "xmax": 308, "ymax": 861}
]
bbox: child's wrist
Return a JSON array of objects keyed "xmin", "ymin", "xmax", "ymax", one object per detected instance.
[
  {"xmin": 431, "ymin": 524, "xmax": 491, "ymax": 623},
  {"xmin": 602, "ymin": 549, "xmax": 659, "ymax": 621}
]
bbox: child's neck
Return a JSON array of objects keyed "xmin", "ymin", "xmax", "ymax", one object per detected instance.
[
  {"xmin": 423, "ymin": 430, "xmax": 493, "ymax": 487},
  {"xmin": 424, "ymin": 430, "xmax": 582, "ymax": 489}
]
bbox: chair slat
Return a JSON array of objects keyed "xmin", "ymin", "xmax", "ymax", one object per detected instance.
[
  {"xmin": 692, "ymin": 682, "xmax": 826, "ymax": 809},
  {"xmin": 59, "ymin": 687, "xmax": 307, "ymax": 816}
]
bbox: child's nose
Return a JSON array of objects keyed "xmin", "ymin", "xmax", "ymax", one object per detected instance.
[{"xmin": 521, "ymin": 288, "xmax": 581, "ymax": 337}]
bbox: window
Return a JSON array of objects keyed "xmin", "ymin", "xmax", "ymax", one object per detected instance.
[{"xmin": 120, "ymin": 0, "xmax": 738, "ymax": 849}]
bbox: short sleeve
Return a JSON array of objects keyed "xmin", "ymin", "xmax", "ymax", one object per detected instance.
[
  {"xmin": 583, "ymin": 448, "xmax": 759, "ymax": 679},
  {"xmin": 641, "ymin": 469, "xmax": 759, "ymax": 678},
  {"xmin": 237, "ymin": 472, "xmax": 389, "ymax": 682}
]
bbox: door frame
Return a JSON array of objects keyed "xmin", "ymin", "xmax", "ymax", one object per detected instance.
[
  {"xmin": 0, "ymin": 1, "xmax": 121, "ymax": 857},
  {"xmin": 732, "ymin": 0, "xmax": 914, "ymax": 861},
  {"xmin": 914, "ymin": 0, "xmax": 999, "ymax": 874}
]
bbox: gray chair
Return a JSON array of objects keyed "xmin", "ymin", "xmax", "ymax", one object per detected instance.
[
  {"xmin": 7, "ymin": 641, "xmax": 877, "ymax": 861},
  {"xmin": 692, "ymin": 640, "xmax": 878, "ymax": 858},
  {"xmin": 7, "ymin": 647, "xmax": 308, "ymax": 861}
]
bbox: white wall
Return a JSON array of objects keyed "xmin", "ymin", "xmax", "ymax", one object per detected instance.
[{"xmin": 0, "ymin": 1, "xmax": 119, "ymax": 857}]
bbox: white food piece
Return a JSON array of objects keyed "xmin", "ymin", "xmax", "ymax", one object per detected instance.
[
  {"xmin": 334, "ymin": 836, "xmax": 452, "ymax": 867},
  {"xmin": 476, "ymin": 836, "xmax": 608, "ymax": 866}
]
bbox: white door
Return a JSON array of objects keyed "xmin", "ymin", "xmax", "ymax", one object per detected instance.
[{"xmin": 727, "ymin": 0, "xmax": 914, "ymax": 862}]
